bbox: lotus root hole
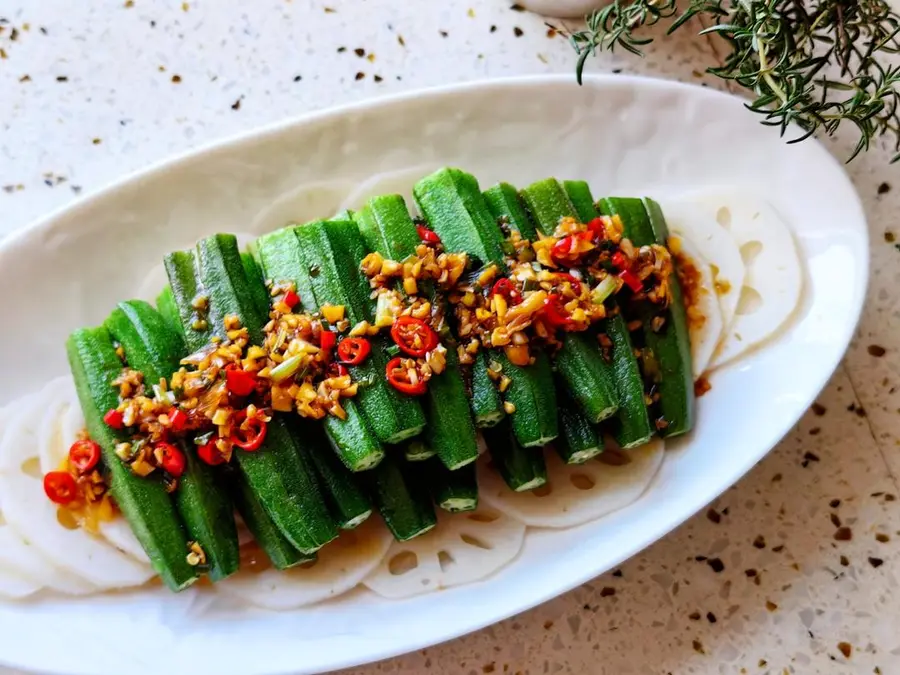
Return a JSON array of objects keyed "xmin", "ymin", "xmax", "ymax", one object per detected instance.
[
  {"xmin": 467, "ymin": 511, "xmax": 499, "ymax": 524},
  {"xmin": 460, "ymin": 533, "xmax": 493, "ymax": 550},
  {"xmin": 740, "ymin": 240, "xmax": 763, "ymax": 266},
  {"xmin": 388, "ymin": 550, "xmax": 418, "ymax": 576},
  {"xmin": 599, "ymin": 449, "xmax": 631, "ymax": 466},
  {"xmin": 56, "ymin": 507, "xmax": 79, "ymax": 530},
  {"xmin": 21, "ymin": 457, "xmax": 42, "ymax": 479},
  {"xmin": 437, "ymin": 550, "xmax": 455, "ymax": 572},
  {"xmin": 736, "ymin": 286, "xmax": 763, "ymax": 316},
  {"xmin": 716, "ymin": 206, "xmax": 732, "ymax": 229},
  {"xmin": 570, "ymin": 473, "xmax": 596, "ymax": 490},
  {"xmin": 530, "ymin": 482, "xmax": 552, "ymax": 497}
]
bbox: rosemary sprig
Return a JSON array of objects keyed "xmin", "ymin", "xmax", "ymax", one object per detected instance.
[{"xmin": 570, "ymin": 0, "xmax": 900, "ymax": 162}]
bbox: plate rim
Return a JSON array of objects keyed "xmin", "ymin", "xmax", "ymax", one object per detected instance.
[{"xmin": 0, "ymin": 73, "xmax": 870, "ymax": 675}]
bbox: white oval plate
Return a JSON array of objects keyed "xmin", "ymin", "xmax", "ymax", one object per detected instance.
[{"xmin": 0, "ymin": 75, "xmax": 867, "ymax": 675}]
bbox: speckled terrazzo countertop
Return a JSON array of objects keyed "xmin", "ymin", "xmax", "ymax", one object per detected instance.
[{"xmin": 1, "ymin": 1, "xmax": 898, "ymax": 673}]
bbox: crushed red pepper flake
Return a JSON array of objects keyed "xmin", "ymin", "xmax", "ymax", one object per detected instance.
[
  {"xmin": 837, "ymin": 642, "xmax": 852, "ymax": 658},
  {"xmin": 868, "ymin": 344, "xmax": 886, "ymax": 357},
  {"xmin": 765, "ymin": 600, "xmax": 778, "ymax": 612}
]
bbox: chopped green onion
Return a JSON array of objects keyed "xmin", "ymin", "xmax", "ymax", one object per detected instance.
[
  {"xmin": 591, "ymin": 276, "xmax": 618, "ymax": 305},
  {"xmin": 194, "ymin": 431, "xmax": 215, "ymax": 446},
  {"xmin": 386, "ymin": 343, "xmax": 401, "ymax": 357},
  {"xmin": 270, "ymin": 354, "xmax": 303, "ymax": 383}
]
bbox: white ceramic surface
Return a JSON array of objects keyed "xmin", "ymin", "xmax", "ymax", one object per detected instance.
[{"xmin": 0, "ymin": 75, "xmax": 867, "ymax": 675}]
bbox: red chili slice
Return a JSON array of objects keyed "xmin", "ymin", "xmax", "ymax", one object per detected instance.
[
  {"xmin": 541, "ymin": 293, "xmax": 575, "ymax": 329},
  {"xmin": 416, "ymin": 224, "xmax": 441, "ymax": 245},
  {"xmin": 283, "ymin": 290, "xmax": 300, "ymax": 309},
  {"xmin": 390, "ymin": 316, "xmax": 439, "ymax": 357},
  {"xmin": 44, "ymin": 471, "xmax": 78, "ymax": 505},
  {"xmin": 319, "ymin": 329, "xmax": 337, "ymax": 361},
  {"xmin": 327, "ymin": 362, "xmax": 349, "ymax": 378},
  {"xmin": 68, "ymin": 439, "xmax": 101, "ymax": 474},
  {"xmin": 226, "ymin": 366, "xmax": 257, "ymax": 397},
  {"xmin": 385, "ymin": 357, "xmax": 428, "ymax": 395},
  {"xmin": 611, "ymin": 251, "xmax": 629, "ymax": 270},
  {"xmin": 619, "ymin": 269, "xmax": 644, "ymax": 293},
  {"xmin": 156, "ymin": 442, "xmax": 186, "ymax": 477},
  {"xmin": 490, "ymin": 278, "xmax": 521, "ymax": 305},
  {"xmin": 103, "ymin": 408, "xmax": 124, "ymax": 430},
  {"xmin": 555, "ymin": 273, "xmax": 583, "ymax": 296},
  {"xmin": 197, "ymin": 438, "xmax": 226, "ymax": 466},
  {"xmin": 169, "ymin": 408, "xmax": 188, "ymax": 433},
  {"xmin": 337, "ymin": 337, "xmax": 371, "ymax": 365},
  {"xmin": 231, "ymin": 418, "xmax": 267, "ymax": 452},
  {"xmin": 586, "ymin": 217, "xmax": 606, "ymax": 239}
]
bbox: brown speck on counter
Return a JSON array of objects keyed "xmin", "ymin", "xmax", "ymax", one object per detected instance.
[
  {"xmin": 868, "ymin": 345, "xmax": 887, "ymax": 357},
  {"xmin": 706, "ymin": 507, "xmax": 721, "ymax": 524},
  {"xmin": 707, "ymin": 558, "xmax": 725, "ymax": 573},
  {"xmin": 546, "ymin": 26, "xmax": 558, "ymax": 38},
  {"xmin": 510, "ymin": 3, "xmax": 525, "ymax": 9},
  {"xmin": 171, "ymin": 74, "xmax": 182, "ymax": 83},
  {"xmin": 876, "ymin": 533, "xmax": 890, "ymax": 543},
  {"xmin": 706, "ymin": 611, "xmax": 717, "ymax": 623},
  {"xmin": 293, "ymin": 75, "xmax": 302, "ymax": 81},
  {"xmin": 869, "ymin": 557, "xmax": 884, "ymax": 568},
  {"xmin": 809, "ymin": 427, "xmax": 821, "ymax": 435},
  {"xmin": 374, "ymin": 74, "xmax": 383, "ymax": 83},
  {"xmin": 439, "ymin": 30, "xmax": 449, "ymax": 38},
  {"xmin": 18, "ymin": 74, "xmax": 30, "ymax": 82},
  {"xmin": 324, "ymin": 6, "xmax": 336, "ymax": 12},
  {"xmin": 765, "ymin": 600, "xmax": 778, "ymax": 612},
  {"xmin": 355, "ymin": 71, "xmax": 365, "ymax": 80},
  {"xmin": 124, "ymin": 0, "xmax": 134, "ymax": 7},
  {"xmin": 692, "ymin": 639, "xmax": 705, "ymax": 654},
  {"xmin": 231, "ymin": 97, "xmax": 241, "ymax": 110},
  {"xmin": 771, "ymin": 473, "xmax": 782, "ymax": 482},
  {"xmin": 181, "ymin": 2, "xmax": 189, "ymax": 10},
  {"xmin": 878, "ymin": 182, "xmax": 891, "ymax": 194},
  {"xmin": 0, "ymin": 48, "xmax": 7, "ymax": 59},
  {"xmin": 397, "ymin": 34, "xmax": 406, "ymax": 47},
  {"xmin": 612, "ymin": 569, "xmax": 623, "ymax": 577},
  {"xmin": 513, "ymin": 26, "xmax": 524, "ymax": 37},
  {"xmin": 885, "ymin": 232, "xmax": 896, "ymax": 243},
  {"xmin": 688, "ymin": 611, "xmax": 701, "ymax": 620},
  {"xmin": 837, "ymin": 642, "xmax": 852, "ymax": 658},
  {"xmin": 490, "ymin": 25, "xmax": 497, "ymax": 33},
  {"xmin": 543, "ymin": 620, "xmax": 553, "ymax": 630},
  {"xmin": 92, "ymin": 138, "xmax": 102, "ymax": 145},
  {"xmin": 830, "ymin": 513, "xmax": 842, "ymax": 528},
  {"xmin": 367, "ymin": 53, "xmax": 375, "ymax": 62},
  {"xmin": 354, "ymin": 48, "xmax": 365, "ymax": 57},
  {"xmin": 337, "ymin": 46, "xmax": 347, "ymax": 53},
  {"xmin": 758, "ymin": 660, "xmax": 767, "ymax": 668},
  {"xmin": 56, "ymin": 75, "xmax": 68, "ymax": 82},
  {"xmin": 830, "ymin": 498, "xmax": 841, "ymax": 508},
  {"xmin": 811, "ymin": 402, "xmax": 827, "ymax": 416},
  {"xmin": 834, "ymin": 526, "xmax": 853, "ymax": 541},
  {"xmin": 483, "ymin": 663, "xmax": 495, "ymax": 673},
  {"xmin": 840, "ymin": 555, "xmax": 850, "ymax": 566},
  {"xmin": 599, "ymin": 586, "xmax": 615, "ymax": 597},
  {"xmin": 753, "ymin": 535, "xmax": 766, "ymax": 549},
  {"xmin": 771, "ymin": 544, "xmax": 784, "ymax": 553},
  {"xmin": 886, "ymin": 494, "xmax": 896, "ymax": 501},
  {"xmin": 802, "ymin": 451, "xmax": 820, "ymax": 467}
]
